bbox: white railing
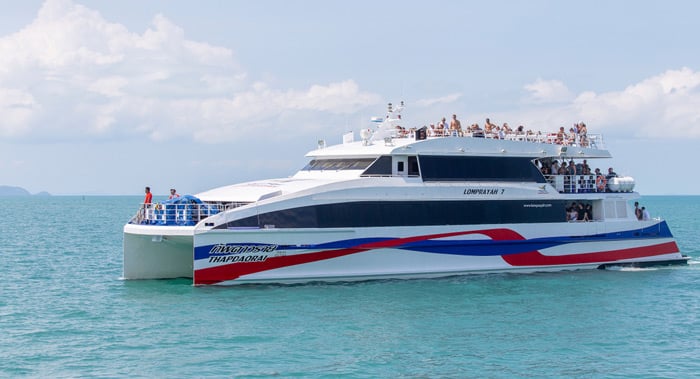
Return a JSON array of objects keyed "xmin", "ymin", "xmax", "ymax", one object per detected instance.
[
  {"xmin": 129, "ymin": 201, "xmax": 249, "ymax": 226},
  {"xmin": 398, "ymin": 128, "xmax": 604, "ymax": 149},
  {"xmin": 544, "ymin": 174, "xmax": 627, "ymax": 194}
]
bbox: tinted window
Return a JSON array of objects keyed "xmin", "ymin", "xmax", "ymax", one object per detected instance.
[
  {"xmin": 223, "ymin": 200, "xmax": 567, "ymax": 229},
  {"xmin": 302, "ymin": 158, "xmax": 375, "ymax": 171},
  {"xmin": 361, "ymin": 155, "xmax": 393, "ymax": 176},
  {"xmin": 420, "ymin": 156, "xmax": 545, "ymax": 182}
]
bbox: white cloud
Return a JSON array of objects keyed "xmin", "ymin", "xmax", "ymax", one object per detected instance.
[
  {"xmin": 515, "ymin": 69, "xmax": 700, "ymax": 138},
  {"xmin": 0, "ymin": 0, "xmax": 381, "ymax": 142},
  {"xmin": 414, "ymin": 93, "xmax": 462, "ymax": 107},
  {"xmin": 523, "ymin": 79, "xmax": 574, "ymax": 104}
]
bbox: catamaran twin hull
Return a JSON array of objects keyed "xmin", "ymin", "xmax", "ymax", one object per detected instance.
[
  {"xmin": 123, "ymin": 103, "xmax": 688, "ymax": 285},
  {"xmin": 125, "ymin": 220, "xmax": 682, "ymax": 286}
]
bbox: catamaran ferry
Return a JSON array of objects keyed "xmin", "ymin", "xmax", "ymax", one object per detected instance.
[{"xmin": 123, "ymin": 102, "xmax": 687, "ymax": 285}]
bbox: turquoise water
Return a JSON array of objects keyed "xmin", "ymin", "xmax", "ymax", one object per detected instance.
[{"xmin": 1, "ymin": 196, "xmax": 699, "ymax": 378}]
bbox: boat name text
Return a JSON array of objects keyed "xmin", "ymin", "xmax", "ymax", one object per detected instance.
[
  {"xmin": 209, "ymin": 244, "xmax": 278, "ymax": 255},
  {"xmin": 463, "ymin": 188, "xmax": 504, "ymax": 195},
  {"xmin": 208, "ymin": 255, "xmax": 269, "ymax": 263}
]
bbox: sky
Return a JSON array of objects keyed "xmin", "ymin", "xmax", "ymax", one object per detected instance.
[{"xmin": 1, "ymin": 0, "xmax": 699, "ymax": 195}]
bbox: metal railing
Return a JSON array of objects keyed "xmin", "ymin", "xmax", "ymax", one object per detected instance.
[
  {"xmin": 129, "ymin": 201, "xmax": 250, "ymax": 226},
  {"xmin": 394, "ymin": 128, "xmax": 604, "ymax": 149},
  {"xmin": 544, "ymin": 174, "xmax": 623, "ymax": 194}
]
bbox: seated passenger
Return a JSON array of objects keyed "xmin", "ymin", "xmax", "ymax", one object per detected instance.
[
  {"xmin": 584, "ymin": 203, "xmax": 592, "ymax": 221},
  {"xmin": 556, "ymin": 127, "xmax": 565, "ymax": 144},
  {"xmin": 472, "ymin": 123, "xmax": 484, "ymax": 137}
]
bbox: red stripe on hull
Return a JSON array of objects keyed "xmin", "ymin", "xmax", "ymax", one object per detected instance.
[
  {"xmin": 194, "ymin": 229, "xmax": 680, "ymax": 285},
  {"xmin": 195, "ymin": 229, "xmax": 518, "ymax": 285},
  {"xmin": 501, "ymin": 241, "xmax": 680, "ymax": 266}
]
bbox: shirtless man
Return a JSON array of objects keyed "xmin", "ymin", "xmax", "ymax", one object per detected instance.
[
  {"xmin": 484, "ymin": 118, "xmax": 496, "ymax": 133},
  {"xmin": 450, "ymin": 114, "xmax": 462, "ymax": 135}
]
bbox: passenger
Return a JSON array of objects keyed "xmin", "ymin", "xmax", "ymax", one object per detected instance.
[
  {"xmin": 551, "ymin": 160, "xmax": 560, "ymax": 174},
  {"xmin": 556, "ymin": 127, "xmax": 565, "ymax": 144},
  {"xmin": 472, "ymin": 123, "xmax": 484, "ymax": 137},
  {"xmin": 584, "ymin": 203, "xmax": 593, "ymax": 221},
  {"xmin": 438, "ymin": 117, "xmax": 447, "ymax": 135},
  {"xmin": 449, "ymin": 114, "xmax": 462, "ymax": 136},
  {"xmin": 169, "ymin": 188, "xmax": 180, "ymax": 199},
  {"xmin": 516, "ymin": 125, "xmax": 525, "ymax": 135},
  {"xmin": 568, "ymin": 207, "xmax": 578, "ymax": 222},
  {"xmin": 144, "ymin": 186, "xmax": 153, "ymax": 204},
  {"xmin": 485, "ymin": 118, "xmax": 497, "ymax": 132},
  {"xmin": 606, "ymin": 167, "xmax": 618, "ymax": 180},
  {"xmin": 642, "ymin": 206, "xmax": 651, "ymax": 221},
  {"xmin": 577, "ymin": 202, "xmax": 586, "ymax": 221},
  {"xmin": 559, "ymin": 162, "xmax": 568, "ymax": 175},
  {"xmin": 142, "ymin": 186, "xmax": 153, "ymax": 223},
  {"xmin": 484, "ymin": 119, "xmax": 494, "ymax": 133},
  {"xmin": 580, "ymin": 134, "xmax": 589, "ymax": 147},
  {"xmin": 634, "ymin": 201, "xmax": 643, "ymax": 220},
  {"xmin": 499, "ymin": 126, "xmax": 506, "ymax": 139},
  {"xmin": 568, "ymin": 128, "xmax": 577, "ymax": 144},
  {"xmin": 578, "ymin": 122, "xmax": 588, "ymax": 136}
]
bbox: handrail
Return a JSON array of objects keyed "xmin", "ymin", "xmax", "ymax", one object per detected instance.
[
  {"xmin": 128, "ymin": 201, "xmax": 250, "ymax": 226},
  {"xmin": 395, "ymin": 128, "xmax": 604, "ymax": 149},
  {"xmin": 544, "ymin": 174, "xmax": 632, "ymax": 194}
]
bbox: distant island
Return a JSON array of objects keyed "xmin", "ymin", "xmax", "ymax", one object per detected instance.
[{"xmin": 0, "ymin": 185, "xmax": 51, "ymax": 196}]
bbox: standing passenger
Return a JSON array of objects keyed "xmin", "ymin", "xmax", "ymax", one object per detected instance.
[
  {"xmin": 144, "ymin": 186, "xmax": 153, "ymax": 204},
  {"xmin": 634, "ymin": 201, "xmax": 642, "ymax": 220},
  {"xmin": 450, "ymin": 114, "xmax": 462, "ymax": 136}
]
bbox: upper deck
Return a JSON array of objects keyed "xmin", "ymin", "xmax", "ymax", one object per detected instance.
[
  {"xmin": 308, "ymin": 102, "xmax": 609, "ymax": 161},
  {"xmin": 308, "ymin": 131, "xmax": 609, "ymax": 161}
]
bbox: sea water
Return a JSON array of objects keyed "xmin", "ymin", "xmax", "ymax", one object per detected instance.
[{"xmin": 1, "ymin": 196, "xmax": 699, "ymax": 378}]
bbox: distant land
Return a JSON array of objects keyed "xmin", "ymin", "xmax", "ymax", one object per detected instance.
[{"xmin": 0, "ymin": 185, "xmax": 51, "ymax": 196}]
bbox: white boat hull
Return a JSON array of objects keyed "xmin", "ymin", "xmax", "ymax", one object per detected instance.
[
  {"xmin": 123, "ymin": 225, "xmax": 194, "ymax": 279},
  {"xmin": 182, "ymin": 220, "xmax": 682, "ymax": 285}
]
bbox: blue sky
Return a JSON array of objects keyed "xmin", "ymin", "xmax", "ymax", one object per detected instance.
[{"xmin": 1, "ymin": 0, "xmax": 699, "ymax": 195}]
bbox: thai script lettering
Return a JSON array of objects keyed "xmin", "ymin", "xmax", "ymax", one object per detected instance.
[{"xmin": 209, "ymin": 244, "xmax": 278, "ymax": 255}]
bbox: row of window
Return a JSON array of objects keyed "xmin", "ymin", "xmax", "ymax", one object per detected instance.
[
  {"xmin": 220, "ymin": 200, "xmax": 568, "ymax": 229},
  {"xmin": 303, "ymin": 155, "xmax": 546, "ymax": 182}
]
